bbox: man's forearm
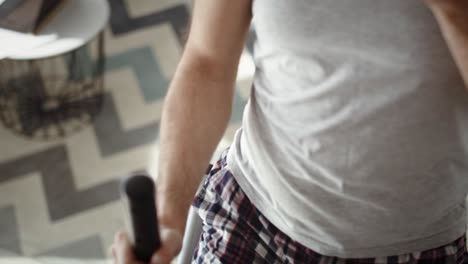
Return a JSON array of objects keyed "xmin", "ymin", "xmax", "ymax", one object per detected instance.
[
  {"xmin": 428, "ymin": 3, "xmax": 468, "ymax": 91},
  {"xmin": 155, "ymin": 52, "xmax": 237, "ymax": 233}
]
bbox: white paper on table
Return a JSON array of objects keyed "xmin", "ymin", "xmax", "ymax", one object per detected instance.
[{"xmin": 0, "ymin": 29, "xmax": 57, "ymax": 59}]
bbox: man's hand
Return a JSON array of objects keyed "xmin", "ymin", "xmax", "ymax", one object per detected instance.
[
  {"xmin": 422, "ymin": 0, "xmax": 468, "ymax": 11},
  {"xmin": 111, "ymin": 228, "xmax": 183, "ymax": 264},
  {"xmin": 422, "ymin": 0, "xmax": 468, "ymax": 91}
]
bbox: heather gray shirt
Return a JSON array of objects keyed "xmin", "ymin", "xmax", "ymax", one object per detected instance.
[{"xmin": 227, "ymin": 0, "xmax": 468, "ymax": 258}]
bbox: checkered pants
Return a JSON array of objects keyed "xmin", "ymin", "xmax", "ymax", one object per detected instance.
[{"xmin": 192, "ymin": 151, "xmax": 467, "ymax": 264}]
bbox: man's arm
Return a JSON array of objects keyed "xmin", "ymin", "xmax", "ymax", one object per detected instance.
[
  {"xmin": 111, "ymin": 1, "xmax": 252, "ymax": 264},
  {"xmin": 156, "ymin": 0, "xmax": 252, "ymax": 252},
  {"xmin": 425, "ymin": 1, "xmax": 468, "ymax": 91}
]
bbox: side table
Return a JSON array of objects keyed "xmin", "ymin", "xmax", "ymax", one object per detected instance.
[{"xmin": 0, "ymin": 0, "xmax": 109, "ymax": 140}]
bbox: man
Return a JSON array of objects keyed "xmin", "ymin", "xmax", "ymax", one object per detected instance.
[{"xmin": 112, "ymin": 0, "xmax": 468, "ymax": 263}]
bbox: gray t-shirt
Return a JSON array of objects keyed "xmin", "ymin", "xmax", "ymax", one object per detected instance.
[{"xmin": 227, "ymin": 0, "xmax": 468, "ymax": 258}]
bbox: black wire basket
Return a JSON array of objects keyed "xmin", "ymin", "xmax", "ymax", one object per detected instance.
[{"xmin": 0, "ymin": 33, "xmax": 105, "ymax": 140}]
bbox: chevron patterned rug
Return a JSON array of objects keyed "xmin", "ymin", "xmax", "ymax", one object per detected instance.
[{"xmin": 0, "ymin": 0, "xmax": 254, "ymax": 262}]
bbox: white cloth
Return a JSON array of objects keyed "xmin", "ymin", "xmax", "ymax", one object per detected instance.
[
  {"xmin": 0, "ymin": 29, "xmax": 57, "ymax": 59},
  {"xmin": 228, "ymin": 0, "xmax": 468, "ymax": 258}
]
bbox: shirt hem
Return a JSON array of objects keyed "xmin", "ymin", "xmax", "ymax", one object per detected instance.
[{"xmin": 226, "ymin": 145, "xmax": 467, "ymax": 258}]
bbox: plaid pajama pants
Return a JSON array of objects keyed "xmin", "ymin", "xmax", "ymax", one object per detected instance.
[{"xmin": 192, "ymin": 150, "xmax": 467, "ymax": 264}]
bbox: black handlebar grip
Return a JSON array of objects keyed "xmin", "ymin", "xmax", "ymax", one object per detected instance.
[{"xmin": 121, "ymin": 174, "xmax": 161, "ymax": 263}]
